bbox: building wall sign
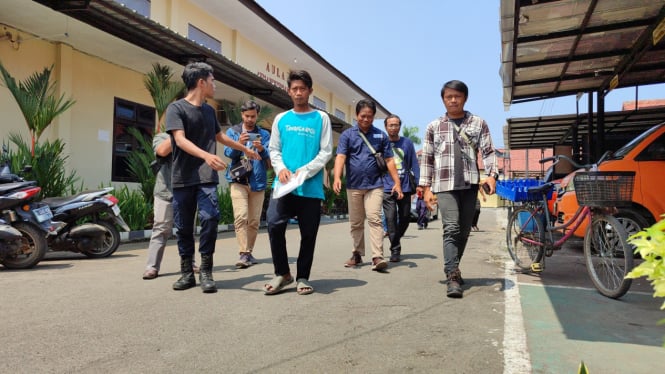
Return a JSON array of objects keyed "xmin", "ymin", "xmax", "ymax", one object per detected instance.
[{"xmin": 257, "ymin": 62, "xmax": 287, "ymax": 91}]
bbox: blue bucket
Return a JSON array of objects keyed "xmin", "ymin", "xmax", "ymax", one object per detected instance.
[{"xmin": 517, "ymin": 211, "xmax": 543, "ymax": 232}]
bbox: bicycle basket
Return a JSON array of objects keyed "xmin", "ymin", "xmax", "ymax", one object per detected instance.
[{"xmin": 573, "ymin": 171, "xmax": 635, "ymax": 207}]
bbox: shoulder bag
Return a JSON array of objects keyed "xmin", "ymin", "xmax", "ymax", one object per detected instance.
[
  {"xmin": 407, "ymin": 169, "xmax": 417, "ymax": 191},
  {"xmin": 229, "ymin": 126, "xmax": 253, "ymax": 180},
  {"xmin": 358, "ymin": 131, "xmax": 388, "ymax": 173}
]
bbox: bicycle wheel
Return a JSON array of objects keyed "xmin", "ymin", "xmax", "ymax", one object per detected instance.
[
  {"xmin": 583, "ymin": 213, "xmax": 634, "ymax": 299},
  {"xmin": 506, "ymin": 206, "xmax": 544, "ymax": 271}
]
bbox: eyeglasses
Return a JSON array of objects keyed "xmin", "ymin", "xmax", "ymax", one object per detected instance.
[
  {"xmin": 386, "ymin": 123, "xmax": 401, "ymax": 128},
  {"xmin": 444, "ymin": 94, "xmax": 464, "ymax": 101}
]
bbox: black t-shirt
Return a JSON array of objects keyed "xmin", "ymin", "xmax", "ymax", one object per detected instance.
[
  {"xmin": 451, "ymin": 117, "xmax": 467, "ymax": 190},
  {"xmin": 165, "ymin": 99, "xmax": 221, "ymax": 188}
]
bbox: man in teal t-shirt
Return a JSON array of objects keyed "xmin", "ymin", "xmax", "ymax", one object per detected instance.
[{"xmin": 263, "ymin": 70, "xmax": 332, "ymax": 296}]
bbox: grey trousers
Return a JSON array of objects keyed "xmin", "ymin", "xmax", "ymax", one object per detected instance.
[
  {"xmin": 436, "ymin": 185, "xmax": 479, "ymax": 275},
  {"xmin": 145, "ymin": 196, "xmax": 173, "ymax": 272}
]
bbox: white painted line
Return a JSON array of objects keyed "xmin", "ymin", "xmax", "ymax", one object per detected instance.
[
  {"xmin": 514, "ymin": 278, "xmax": 654, "ymax": 296},
  {"xmin": 503, "ymin": 261, "xmax": 532, "ymax": 374}
]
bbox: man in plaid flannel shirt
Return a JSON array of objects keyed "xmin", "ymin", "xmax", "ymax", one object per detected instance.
[{"xmin": 419, "ymin": 80, "xmax": 499, "ymax": 298}]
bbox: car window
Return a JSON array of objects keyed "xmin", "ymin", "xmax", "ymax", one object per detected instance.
[
  {"xmin": 635, "ymin": 132, "xmax": 665, "ymax": 161},
  {"xmin": 613, "ymin": 124, "xmax": 663, "ymax": 159}
]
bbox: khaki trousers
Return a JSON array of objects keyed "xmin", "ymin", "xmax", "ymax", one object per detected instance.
[
  {"xmin": 230, "ymin": 183, "xmax": 265, "ymax": 254},
  {"xmin": 347, "ymin": 187, "xmax": 384, "ymax": 259}
]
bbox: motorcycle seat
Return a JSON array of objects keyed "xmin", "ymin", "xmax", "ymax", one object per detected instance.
[
  {"xmin": 0, "ymin": 181, "xmax": 36, "ymax": 194},
  {"xmin": 42, "ymin": 189, "xmax": 110, "ymax": 209}
]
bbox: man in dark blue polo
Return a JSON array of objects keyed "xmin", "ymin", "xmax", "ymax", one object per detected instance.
[{"xmin": 333, "ymin": 99, "xmax": 403, "ymax": 271}]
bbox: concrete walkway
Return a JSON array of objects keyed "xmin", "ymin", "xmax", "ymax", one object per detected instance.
[{"xmin": 1, "ymin": 208, "xmax": 663, "ymax": 373}]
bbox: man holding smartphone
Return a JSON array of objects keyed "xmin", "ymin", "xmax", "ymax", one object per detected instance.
[{"xmin": 224, "ymin": 100, "xmax": 271, "ymax": 268}]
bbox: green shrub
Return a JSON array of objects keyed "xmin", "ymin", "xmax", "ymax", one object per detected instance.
[
  {"xmin": 217, "ymin": 186, "xmax": 233, "ymax": 225},
  {"xmin": 5, "ymin": 133, "xmax": 81, "ymax": 197},
  {"xmin": 124, "ymin": 127, "xmax": 156, "ymax": 202},
  {"xmin": 626, "ymin": 215, "xmax": 665, "ymax": 306},
  {"xmin": 114, "ymin": 185, "xmax": 153, "ymax": 231}
]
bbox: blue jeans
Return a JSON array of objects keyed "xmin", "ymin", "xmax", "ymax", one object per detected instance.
[
  {"xmin": 436, "ymin": 185, "xmax": 478, "ymax": 274},
  {"xmin": 266, "ymin": 194, "xmax": 321, "ymax": 280},
  {"xmin": 172, "ymin": 183, "xmax": 220, "ymax": 257}
]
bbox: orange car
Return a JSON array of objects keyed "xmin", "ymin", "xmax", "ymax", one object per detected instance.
[{"xmin": 552, "ymin": 122, "xmax": 665, "ymax": 237}]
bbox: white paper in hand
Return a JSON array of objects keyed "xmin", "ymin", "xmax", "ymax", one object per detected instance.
[{"xmin": 272, "ymin": 172, "xmax": 307, "ymax": 199}]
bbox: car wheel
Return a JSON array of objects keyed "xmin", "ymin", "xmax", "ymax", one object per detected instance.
[
  {"xmin": 616, "ymin": 208, "xmax": 650, "ymax": 237},
  {"xmin": 616, "ymin": 208, "xmax": 651, "ymax": 258}
]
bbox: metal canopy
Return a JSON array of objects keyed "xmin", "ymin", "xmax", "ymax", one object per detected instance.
[
  {"xmin": 32, "ymin": 0, "xmax": 353, "ymax": 130},
  {"xmin": 500, "ymin": 0, "xmax": 665, "ymax": 107},
  {"xmin": 505, "ymin": 106, "xmax": 665, "ymax": 149}
]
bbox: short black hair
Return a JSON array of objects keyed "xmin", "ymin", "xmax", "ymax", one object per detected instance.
[
  {"xmin": 287, "ymin": 70, "xmax": 313, "ymax": 89},
  {"xmin": 441, "ymin": 80, "xmax": 469, "ymax": 99},
  {"xmin": 384, "ymin": 114, "xmax": 401, "ymax": 127},
  {"xmin": 240, "ymin": 100, "xmax": 260, "ymax": 113},
  {"xmin": 355, "ymin": 99, "xmax": 376, "ymax": 115},
  {"xmin": 181, "ymin": 62, "xmax": 214, "ymax": 90}
]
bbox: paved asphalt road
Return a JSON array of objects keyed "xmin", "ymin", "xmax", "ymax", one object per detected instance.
[{"xmin": 1, "ymin": 208, "xmax": 663, "ymax": 373}]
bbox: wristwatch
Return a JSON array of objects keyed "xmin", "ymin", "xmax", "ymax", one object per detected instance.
[{"xmin": 489, "ymin": 172, "xmax": 499, "ymax": 180}]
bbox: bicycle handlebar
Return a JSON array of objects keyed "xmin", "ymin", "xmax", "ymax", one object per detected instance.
[{"xmin": 538, "ymin": 154, "xmax": 593, "ymax": 170}]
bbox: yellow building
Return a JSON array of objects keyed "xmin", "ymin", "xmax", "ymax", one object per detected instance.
[{"xmin": 0, "ymin": 0, "xmax": 389, "ymax": 189}]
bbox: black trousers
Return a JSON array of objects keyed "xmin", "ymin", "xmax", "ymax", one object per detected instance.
[
  {"xmin": 266, "ymin": 194, "xmax": 321, "ymax": 280},
  {"xmin": 383, "ymin": 192, "xmax": 412, "ymax": 254}
]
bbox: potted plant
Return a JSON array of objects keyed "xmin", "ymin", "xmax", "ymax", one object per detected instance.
[{"xmin": 0, "ymin": 61, "xmax": 75, "ymax": 156}]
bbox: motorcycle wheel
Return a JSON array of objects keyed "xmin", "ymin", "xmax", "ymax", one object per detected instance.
[
  {"xmin": 1, "ymin": 222, "xmax": 47, "ymax": 269},
  {"xmin": 81, "ymin": 220, "xmax": 120, "ymax": 258}
]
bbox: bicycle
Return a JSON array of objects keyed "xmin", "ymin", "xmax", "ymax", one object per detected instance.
[{"xmin": 504, "ymin": 154, "xmax": 636, "ymax": 299}]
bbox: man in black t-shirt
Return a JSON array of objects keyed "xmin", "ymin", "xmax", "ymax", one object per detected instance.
[{"xmin": 165, "ymin": 62, "xmax": 258, "ymax": 293}]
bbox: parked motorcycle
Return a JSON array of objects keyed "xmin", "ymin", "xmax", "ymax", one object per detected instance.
[
  {"xmin": 0, "ymin": 146, "xmax": 127, "ymax": 260},
  {"xmin": 0, "ymin": 144, "xmax": 64, "ymax": 268},
  {"xmin": 0, "ymin": 218, "xmax": 23, "ymax": 244},
  {"xmin": 0, "ymin": 213, "xmax": 44, "ymax": 269},
  {"xmin": 42, "ymin": 187, "xmax": 130, "ymax": 258},
  {"xmin": 0, "ymin": 183, "xmax": 55, "ymax": 269}
]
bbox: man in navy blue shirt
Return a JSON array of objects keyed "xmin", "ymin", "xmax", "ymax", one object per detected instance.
[
  {"xmin": 382, "ymin": 114, "xmax": 419, "ymax": 262},
  {"xmin": 333, "ymin": 100, "xmax": 403, "ymax": 271}
]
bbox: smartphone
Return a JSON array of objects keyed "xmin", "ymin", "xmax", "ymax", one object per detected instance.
[
  {"xmin": 247, "ymin": 133, "xmax": 261, "ymax": 142},
  {"xmin": 482, "ymin": 182, "xmax": 491, "ymax": 194}
]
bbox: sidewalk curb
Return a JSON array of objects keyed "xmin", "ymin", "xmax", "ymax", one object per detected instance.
[{"xmin": 119, "ymin": 214, "xmax": 349, "ymax": 243}]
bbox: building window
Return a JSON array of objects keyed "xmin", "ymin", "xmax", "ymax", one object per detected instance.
[
  {"xmin": 312, "ymin": 96, "xmax": 326, "ymax": 111},
  {"xmin": 112, "ymin": 98, "xmax": 155, "ymax": 182},
  {"xmin": 334, "ymin": 108, "xmax": 345, "ymax": 121},
  {"xmin": 113, "ymin": 0, "xmax": 150, "ymax": 17},
  {"xmin": 188, "ymin": 24, "xmax": 221, "ymax": 54}
]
